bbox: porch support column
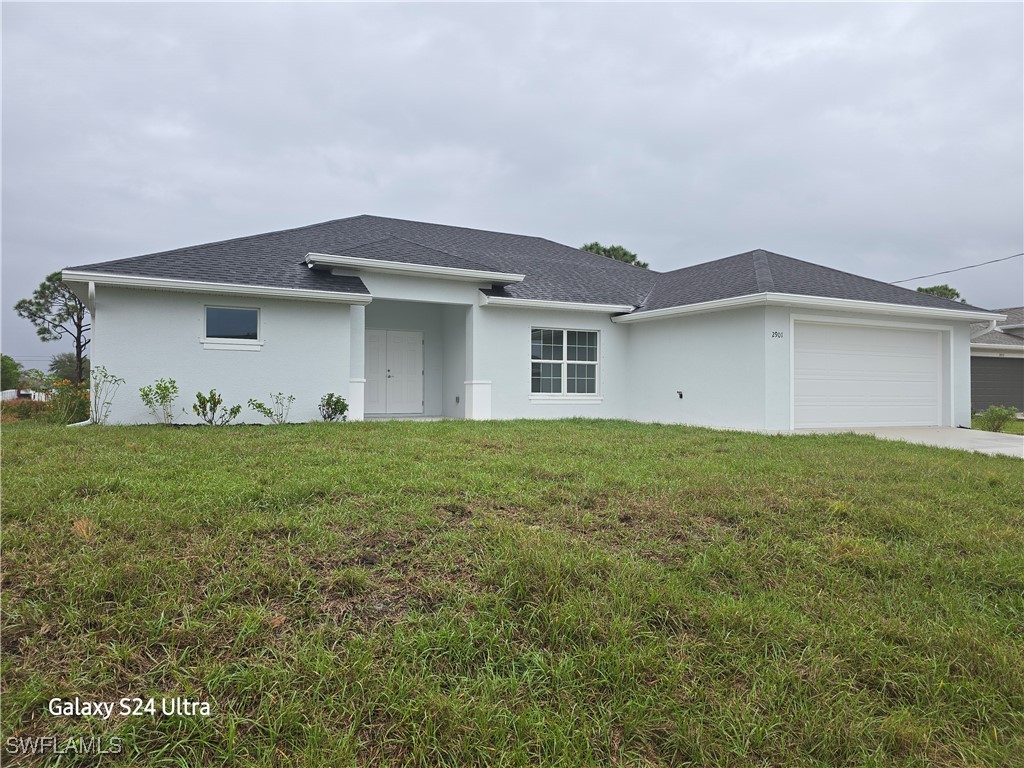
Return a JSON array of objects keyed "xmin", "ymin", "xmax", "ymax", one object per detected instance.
[
  {"xmin": 348, "ymin": 304, "xmax": 366, "ymax": 421},
  {"xmin": 464, "ymin": 304, "xmax": 492, "ymax": 419}
]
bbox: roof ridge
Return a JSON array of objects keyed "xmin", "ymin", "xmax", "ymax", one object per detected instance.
[
  {"xmin": 359, "ymin": 213, "xmax": 558, "ymax": 243},
  {"xmin": 320, "ymin": 234, "xmax": 501, "ymax": 274},
  {"xmin": 752, "ymin": 249, "xmax": 776, "ymax": 293},
  {"xmin": 383, "ymin": 235, "xmax": 499, "ymax": 272}
]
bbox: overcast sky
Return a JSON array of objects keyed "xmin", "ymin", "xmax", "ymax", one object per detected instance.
[{"xmin": 2, "ymin": 2, "xmax": 1022, "ymax": 367}]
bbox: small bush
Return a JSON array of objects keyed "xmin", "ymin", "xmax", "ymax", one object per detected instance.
[
  {"xmin": 48, "ymin": 379, "xmax": 90, "ymax": 425},
  {"xmin": 139, "ymin": 377, "xmax": 179, "ymax": 425},
  {"xmin": 90, "ymin": 366, "xmax": 124, "ymax": 425},
  {"xmin": 319, "ymin": 393, "xmax": 349, "ymax": 422},
  {"xmin": 974, "ymin": 405, "xmax": 1018, "ymax": 433},
  {"xmin": 193, "ymin": 389, "xmax": 242, "ymax": 426},
  {"xmin": 0, "ymin": 398, "xmax": 48, "ymax": 422},
  {"xmin": 248, "ymin": 392, "xmax": 295, "ymax": 425}
]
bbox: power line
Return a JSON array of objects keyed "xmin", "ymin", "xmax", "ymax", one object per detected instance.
[{"xmin": 891, "ymin": 252, "xmax": 1024, "ymax": 285}]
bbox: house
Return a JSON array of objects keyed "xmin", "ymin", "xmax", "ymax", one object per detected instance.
[
  {"xmin": 970, "ymin": 307, "xmax": 1024, "ymax": 411},
  {"xmin": 61, "ymin": 215, "xmax": 1002, "ymax": 430}
]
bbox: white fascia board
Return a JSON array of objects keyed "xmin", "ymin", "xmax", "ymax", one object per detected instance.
[
  {"xmin": 971, "ymin": 342, "xmax": 1024, "ymax": 353},
  {"xmin": 612, "ymin": 292, "xmax": 1005, "ymax": 324},
  {"xmin": 479, "ymin": 294, "xmax": 635, "ymax": 313},
  {"xmin": 61, "ymin": 270, "xmax": 373, "ymax": 304},
  {"xmin": 612, "ymin": 294, "xmax": 765, "ymax": 323},
  {"xmin": 305, "ymin": 252, "xmax": 525, "ymax": 284}
]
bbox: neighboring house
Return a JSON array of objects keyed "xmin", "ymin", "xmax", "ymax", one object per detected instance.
[
  {"xmin": 61, "ymin": 215, "xmax": 1001, "ymax": 431},
  {"xmin": 970, "ymin": 307, "xmax": 1024, "ymax": 411}
]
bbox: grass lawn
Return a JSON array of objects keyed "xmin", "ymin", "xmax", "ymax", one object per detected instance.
[
  {"xmin": 972, "ymin": 415, "xmax": 1024, "ymax": 435},
  {"xmin": 2, "ymin": 420, "xmax": 1022, "ymax": 766}
]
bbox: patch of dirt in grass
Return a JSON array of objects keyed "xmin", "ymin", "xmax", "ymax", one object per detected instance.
[
  {"xmin": 435, "ymin": 502, "xmax": 473, "ymax": 519},
  {"xmin": 287, "ymin": 523, "xmax": 483, "ymax": 632}
]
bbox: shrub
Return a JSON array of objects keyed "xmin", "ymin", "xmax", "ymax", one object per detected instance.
[
  {"xmin": 0, "ymin": 398, "xmax": 48, "ymax": 422},
  {"xmin": 90, "ymin": 366, "xmax": 124, "ymax": 425},
  {"xmin": 48, "ymin": 379, "xmax": 90, "ymax": 424},
  {"xmin": 975, "ymin": 405, "xmax": 1018, "ymax": 433},
  {"xmin": 139, "ymin": 378, "xmax": 179, "ymax": 425},
  {"xmin": 248, "ymin": 392, "xmax": 295, "ymax": 425},
  {"xmin": 319, "ymin": 393, "xmax": 349, "ymax": 422},
  {"xmin": 193, "ymin": 389, "xmax": 241, "ymax": 426}
]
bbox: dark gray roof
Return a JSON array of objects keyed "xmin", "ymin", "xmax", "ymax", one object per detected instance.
[
  {"xmin": 639, "ymin": 249, "xmax": 991, "ymax": 313},
  {"xmin": 324, "ymin": 236, "xmax": 498, "ymax": 273},
  {"xmin": 66, "ymin": 214, "xmax": 656, "ymax": 305},
  {"xmin": 972, "ymin": 307, "xmax": 1024, "ymax": 346},
  {"xmin": 66, "ymin": 218, "xmax": 993, "ymax": 315}
]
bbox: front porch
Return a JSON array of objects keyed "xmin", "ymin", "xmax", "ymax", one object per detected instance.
[{"xmin": 348, "ymin": 298, "xmax": 491, "ymax": 421}]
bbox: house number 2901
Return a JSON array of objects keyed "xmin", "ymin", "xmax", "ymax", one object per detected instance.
[{"xmin": 771, "ymin": 331, "xmax": 784, "ymax": 338}]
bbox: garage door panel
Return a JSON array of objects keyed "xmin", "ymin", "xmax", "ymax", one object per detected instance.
[{"xmin": 794, "ymin": 322, "xmax": 941, "ymax": 429}]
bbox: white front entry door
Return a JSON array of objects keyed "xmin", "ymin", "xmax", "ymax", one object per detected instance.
[{"xmin": 365, "ymin": 329, "xmax": 423, "ymax": 414}]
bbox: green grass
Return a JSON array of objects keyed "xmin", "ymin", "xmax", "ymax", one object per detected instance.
[
  {"xmin": 972, "ymin": 415, "xmax": 1024, "ymax": 435},
  {"xmin": 2, "ymin": 420, "xmax": 1022, "ymax": 766}
]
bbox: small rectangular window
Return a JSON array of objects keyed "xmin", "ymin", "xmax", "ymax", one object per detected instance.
[{"xmin": 206, "ymin": 307, "xmax": 258, "ymax": 340}]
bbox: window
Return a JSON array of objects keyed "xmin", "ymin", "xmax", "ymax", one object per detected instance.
[
  {"xmin": 203, "ymin": 306, "xmax": 262, "ymax": 350},
  {"xmin": 206, "ymin": 307, "xmax": 258, "ymax": 340},
  {"xmin": 531, "ymin": 328, "xmax": 598, "ymax": 396}
]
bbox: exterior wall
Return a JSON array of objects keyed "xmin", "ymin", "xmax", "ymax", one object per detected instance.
[
  {"xmin": 762, "ymin": 307, "xmax": 973, "ymax": 430},
  {"xmin": 442, "ymin": 306, "xmax": 468, "ymax": 418},
  {"xmin": 92, "ymin": 286, "xmax": 352, "ymax": 424},
  {"xmin": 624, "ymin": 307, "xmax": 767, "ymax": 429},
  {"xmin": 970, "ymin": 355, "xmax": 1024, "ymax": 411},
  {"xmin": 473, "ymin": 305, "xmax": 632, "ymax": 420}
]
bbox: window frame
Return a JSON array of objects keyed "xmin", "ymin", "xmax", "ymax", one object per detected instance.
[
  {"xmin": 529, "ymin": 326, "xmax": 602, "ymax": 402},
  {"xmin": 202, "ymin": 305, "xmax": 264, "ymax": 351}
]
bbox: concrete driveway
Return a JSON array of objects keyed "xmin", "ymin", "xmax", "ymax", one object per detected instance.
[{"xmin": 801, "ymin": 427, "xmax": 1024, "ymax": 458}]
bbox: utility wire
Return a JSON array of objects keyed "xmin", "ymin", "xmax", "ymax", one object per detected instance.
[{"xmin": 891, "ymin": 252, "xmax": 1024, "ymax": 284}]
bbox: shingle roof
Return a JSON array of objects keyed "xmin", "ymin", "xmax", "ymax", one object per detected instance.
[
  {"xmin": 972, "ymin": 307, "xmax": 1024, "ymax": 346},
  {"xmin": 66, "ymin": 217, "xmax": 992, "ymax": 315},
  {"xmin": 66, "ymin": 214, "xmax": 656, "ymax": 305},
  {"xmin": 639, "ymin": 249, "xmax": 991, "ymax": 313}
]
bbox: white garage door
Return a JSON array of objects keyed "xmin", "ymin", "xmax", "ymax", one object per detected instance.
[{"xmin": 794, "ymin": 322, "xmax": 942, "ymax": 429}]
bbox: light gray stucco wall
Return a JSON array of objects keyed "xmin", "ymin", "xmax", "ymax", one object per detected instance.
[
  {"xmin": 92, "ymin": 286, "xmax": 352, "ymax": 424},
  {"xmin": 473, "ymin": 305, "xmax": 631, "ymax": 419},
  {"xmin": 624, "ymin": 306, "xmax": 768, "ymax": 429},
  {"xmin": 441, "ymin": 305, "xmax": 468, "ymax": 419}
]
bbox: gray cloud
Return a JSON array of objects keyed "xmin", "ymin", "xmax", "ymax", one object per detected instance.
[{"xmin": 3, "ymin": 2, "xmax": 1021, "ymax": 364}]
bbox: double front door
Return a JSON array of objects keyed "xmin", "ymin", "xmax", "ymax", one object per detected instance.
[{"xmin": 365, "ymin": 330, "xmax": 423, "ymax": 414}]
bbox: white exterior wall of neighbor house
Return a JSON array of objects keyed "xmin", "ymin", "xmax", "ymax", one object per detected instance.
[
  {"xmin": 91, "ymin": 286, "xmax": 352, "ymax": 424},
  {"xmin": 623, "ymin": 306, "xmax": 768, "ymax": 429},
  {"xmin": 761, "ymin": 306, "xmax": 972, "ymax": 431}
]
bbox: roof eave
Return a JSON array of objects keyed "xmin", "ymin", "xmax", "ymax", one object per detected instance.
[
  {"xmin": 612, "ymin": 292, "xmax": 1005, "ymax": 324},
  {"xmin": 305, "ymin": 252, "xmax": 525, "ymax": 285},
  {"xmin": 61, "ymin": 270, "xmax": 372, "ymax": 304},
  {"xmin": 479, "ymin": 294, "xmax": 635, "ymax": 313}
]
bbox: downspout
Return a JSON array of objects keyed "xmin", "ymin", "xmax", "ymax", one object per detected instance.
[
  {"xmin": 970, "ymin": 317, "xmax": 998, "ymax": 340},
  {"xmin": 69, "ymin": 281, "xmax": 96, "ymax": 427}
]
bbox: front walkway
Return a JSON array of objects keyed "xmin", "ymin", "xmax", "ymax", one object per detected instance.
[{"xmin": 800, "ymin": 427, "xmax": 1023, "ymax": 458}]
